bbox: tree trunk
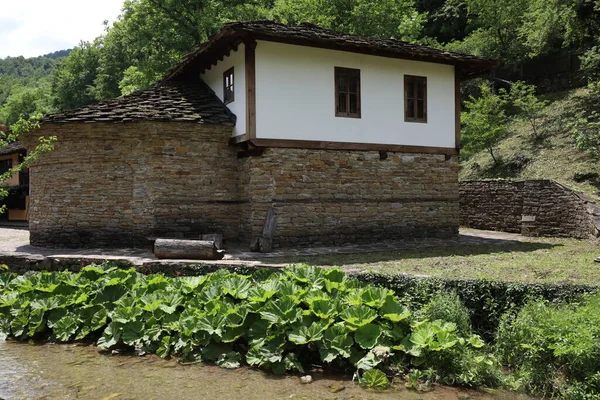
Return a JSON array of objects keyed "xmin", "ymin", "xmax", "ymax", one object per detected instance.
[{"xmin": 154, "ymin": 239, "xmax": 224, "ymax": 260}]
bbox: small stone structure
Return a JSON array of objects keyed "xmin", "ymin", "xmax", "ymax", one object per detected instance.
[{"xmin": 460, "ymin": 179, "xmax": 600, "ymax": 239}]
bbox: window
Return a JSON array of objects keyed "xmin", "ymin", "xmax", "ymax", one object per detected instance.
[
  {"xmin": 223, "ymin": 67, "xmax": 234, "ymax": 104},
  {"xmin": 0, "ymin": 158, "xmax": 12, "ymax": 175},
  {"xmin": 404, "ymin": 75, "xmax": 427, "ymax": 123},
  {"xmin": 335, "ymin": 67, "xmax": 361, "ymax": 118}
]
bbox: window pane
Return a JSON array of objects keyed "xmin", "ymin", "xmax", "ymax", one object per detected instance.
[
  {"xmin": 417, "ymin": 81, "xmax": 425, "ymax": 99},
  {"xmin": 349, "ymin": 93, "xmax": 358, "ymax": 114},
  {"xmin": 406, "ymin": 99, "xmax": 415, "ymax": 118},
  {"xmin": 338, "ymin": 75, "xmax": 346, "ymax": 92},
  {"xmin": 407, "ymin": 82, "xmax": 414, "ymax": 97},
  {"xmin": 417, "ymin": 99, "xmax": 424, "ymax": 119},
  {"xmin": 349, "ymin": 77, "xmax": 358, "ymax": 93},
  {"xmin": 338, "ymin": 93, "xmax": 347, "ymax": 113}
]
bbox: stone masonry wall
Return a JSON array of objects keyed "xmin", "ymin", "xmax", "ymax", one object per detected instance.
[
  {"xmin": 241, "ymin": 149, "xmax": 460, "ymax": 247},
  {"xmin": 24, "ymin": 122, "xmax": 242, "ymax": 247},
  {"xmin": 460, "ymin": 180, "xmax": 600, "ymax": 239},
  {"xmin": 25, "ymin": 121, "xmax": 461, "ymax": 248}
]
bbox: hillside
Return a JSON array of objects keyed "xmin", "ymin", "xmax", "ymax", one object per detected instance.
[{"xmin": 460, "ymin": 87, "xmax": 600, "ymax": 199}]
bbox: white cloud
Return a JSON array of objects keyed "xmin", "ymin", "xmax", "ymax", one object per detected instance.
[{"xmin": 0, "ymin": 0, "xmax": 124, "ymax": 58}]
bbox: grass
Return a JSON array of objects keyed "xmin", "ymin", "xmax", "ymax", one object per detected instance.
[
  {"xmin": 267, "ymin": 233, "xmax": 600, "ymax": 285},
  {"xmin": 460, "ymin": 87, "xmax": 600, "ymax": 199}
]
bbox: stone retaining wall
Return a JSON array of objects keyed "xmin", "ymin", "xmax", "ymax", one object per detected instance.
[
  {"xmin": 460, "ymin": 180, "xmax": 600, "ymax": 239},
  {"xmin": 25, "ymin": 121, "xmax": 460, "ymax": 248}
]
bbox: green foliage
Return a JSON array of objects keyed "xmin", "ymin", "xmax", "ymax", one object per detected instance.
[
  {"xmin": 496, "ymin": 294, "xmax": 600, "ymax": 397},
  {"xmin": 359, "ymin": 368, "xmax": 389, "ymax": 389},
  {"xmin": 416, "ymin": 291, "xmax": 472, "ymax": 336},
  {"xmin": 271, "ymin": 0, "xmax": 425, "ymax": 42},
  {"xmin": 507, "ymin": 81, "xmax": 548, "ymax": 138},
  {"xmin": 581, "ymin": 42, "xmax": 600, "ymax": 82},
  {"xmin": 573, "ymin": 81, "xmax": 600, "ymax": 159},
  {"xmin": 461, "ymin": 84, "xmax": 509, "ymax": 164},
  {"xmin": 0, "ymin": 264, "xmax": 496, "ymax": 386}
]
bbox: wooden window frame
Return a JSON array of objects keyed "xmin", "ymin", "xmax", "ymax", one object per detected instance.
[
  {"xmin": 223, "ymin": 67, "xmax": 234, "ymax": 105},
  {"xmin": 404, "ymin": 75, "xmax": 427, "ymax": 123},
  {"xmin": 335, "ymin": 67, "xmax": 361, "ymax": 118}
]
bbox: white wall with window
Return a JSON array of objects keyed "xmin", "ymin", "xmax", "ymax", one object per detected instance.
[
  {"xmin": 200, "ymin": 43, "xmax": 246, "ymax": 137},
  {"xmin": 254, "ymin": 40, "xmax": 456, "ymax": 148}
]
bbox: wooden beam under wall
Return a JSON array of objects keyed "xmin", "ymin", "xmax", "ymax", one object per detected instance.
[
  {"xmin": 249, "ymin": 138, "xmax": 459, "ymax": 155},
  {"xmin": 455, "ymin": 67, "xmax": 462, "ymax": 152},
  {"xmin": 245, "ymin": 40, "xmax": 257, "ymax": 140}
]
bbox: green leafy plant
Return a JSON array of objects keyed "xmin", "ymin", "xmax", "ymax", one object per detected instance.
[
  {"xmin": 496, "ymin": 294, "xmax": 600, "ymax": 397},
  {"xmin": 461, "ymin": 83, "xmax": 509, "ymax": 164},
  {"xmin": 0, "ymin": 263, "xmax": 496, "ymax": 388},
  {"xmin": 507, "ymin": 81, "xmax": 548, "ymax": 138}
]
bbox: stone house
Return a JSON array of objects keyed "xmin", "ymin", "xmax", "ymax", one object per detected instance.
[
  {"xmin": 0, "ymin": 125, "xmax": 29, "ymax": 221},
  {"xmin": 24, "ymin": 21, "xmax": 497, "ymax": 248}
]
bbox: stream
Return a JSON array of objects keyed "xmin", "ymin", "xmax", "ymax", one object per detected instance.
[{"xmin": 0, "ymin": 341, "xmax": 533, "ymax": 400}]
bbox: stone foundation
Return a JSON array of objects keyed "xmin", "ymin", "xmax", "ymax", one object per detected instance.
[
  {"xmin": 25, "ymin": 122, "xmax": 460, "ymax": 248},
  {"xmin": 460, "ymin": 179, "xmax": 600, "ymax": 239},
  {"xmin": 241, "ymin": 149, "xmax": 460, "ymax": 247}
]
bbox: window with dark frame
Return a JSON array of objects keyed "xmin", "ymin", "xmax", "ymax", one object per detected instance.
[
  {"xmin": 335, "ymin": 67, "xmax": 361, "ymax": 118},
  {"xmin": 0, "ymin": 159, "xmax": 12, "ymax": 175},
  {"xmin": 223, "ymin": 67, "xmax": 234, "ymax": 104},
  {"xmin": 404, "ymin": 75, "xmax": 427, "ymax": 123}
]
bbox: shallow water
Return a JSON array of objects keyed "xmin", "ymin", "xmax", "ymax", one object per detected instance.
[{"xmin": 0, "ymin": 341, "xmax": 533, "ymax": 400}]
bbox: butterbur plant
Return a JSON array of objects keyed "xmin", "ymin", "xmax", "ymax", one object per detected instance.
[{"xmin": 0, "ymin": 263, "xmax": 498, "ymax": 388}]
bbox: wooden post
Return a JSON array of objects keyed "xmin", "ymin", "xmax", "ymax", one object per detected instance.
[{"xmin": 250, "ymin": 207, "xmax": 277, "ymax": 252}]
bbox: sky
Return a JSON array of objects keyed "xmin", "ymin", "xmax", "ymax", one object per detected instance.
[{"xmin": 0, "ymin": 0, "xmax": 125, "ymax": 58}]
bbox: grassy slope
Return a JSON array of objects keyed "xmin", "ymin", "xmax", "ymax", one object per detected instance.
[{"xmin": 459, "ymin": 87, "xmax": 600, "ymax": 199}]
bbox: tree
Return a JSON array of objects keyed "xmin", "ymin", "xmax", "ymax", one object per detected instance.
[
  {"xmin": 461, "ymin": 84, "xmax": 509, "ymax": 164},
  {"xmin": 508, "ymin": 81, "xmax": 548, "ymax": 138},
  {"xmin": 271, "ymin": 0, "xmax": 425, "ymax": 41},
  {"xmin": 51, "ymin": 40, "xmax": 102, "ymax": 111}
]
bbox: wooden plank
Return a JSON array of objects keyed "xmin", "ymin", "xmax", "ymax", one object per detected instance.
[
  {"xmin": 250, "ymin": 207, "xmax": 277, "ymax": 252},
  {"xmin": 248, "ymin": 138, "xmax": 459, "ymax": 155},
  {"xmin": 245, "ymin": 40, "xmax": 257, "ymax": 139},
  {"xmin": 455, "ymin": 67, "xmax": 461, "ymax": 151},
  {"xmin": 154, "ymin": 239, "xmax": 224, "ymax": 260}
]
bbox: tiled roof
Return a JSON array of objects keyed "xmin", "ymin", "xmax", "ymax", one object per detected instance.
[
  {"xmin": 165, "ymin": 20, "xmax": 498, "ymax": 81},
  {"xmin": 0, "ymin": 141, "xmax": 25, "ymax": 156},
  {"xmin": 44, "ymin": 80, "xmax": 235, "ymax": 125}
]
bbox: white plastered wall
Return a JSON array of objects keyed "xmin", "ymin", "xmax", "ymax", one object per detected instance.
[
  {"xmin": 200, "ymin": 43, "xmax": 246, "ymax": 137},
  {"xmin": 254, "ymin": 40, "xmax": 456, "ymax": 148}
]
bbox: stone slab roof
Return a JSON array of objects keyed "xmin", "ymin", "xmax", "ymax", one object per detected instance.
[
  {"xmin": 0, "ymin": 141, "xmax": 25, "ymax": 156},
  {"xmin": 44, "ymin": 80, "xmax": 235, "ymax": 125},
  {"xmin": 165, "ymin": 20, "xmax": 498, "ymax": 81}
]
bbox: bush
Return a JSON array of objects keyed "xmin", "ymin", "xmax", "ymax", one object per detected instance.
[
  {"xmin": 416, "ymin": 291, "xmax": 472, "ymax": 336},
  {"xmin": 496, "ymin": 295, "xmax": 600, "ymax": 397},
  {"xmin": 356, "ymin": 272, "xmax": 599, "ymax": 340},
  {"xmin": 0, "ymin": 264, "xmax": 498, "ymax": 388}
]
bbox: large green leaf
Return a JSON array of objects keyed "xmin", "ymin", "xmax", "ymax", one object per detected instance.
[
  {"xmin": 221, "ymin": 275, "xmax": 252, "ymax": 299},
  {"xmin": 354, "ymin": 323, "xmax": 382, "ymax": 349},
  {"xmin": 54, "ymin": 313, "xmax": 80, "ymax": 342},
  {"xmin": 288, "ymin": 320, "xmax": 328, "ymax": 344},
  {"xmin": 361, "ymin": 287, "xmax": 390, "ymax": 309},
  {"xmin": 259, "ymin": 297, "xmax": 302, "ymax": 325},
  {"xmin": 380, "ymin": 296, "xmax": 411, "ymax": 323},
  {"xmin": 359, "ymin": 369, "xmax": 389, "ymax": 390},
  {"xmin": 340, "ymin": 305, "xmax": 377, "ymax": 327}
]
